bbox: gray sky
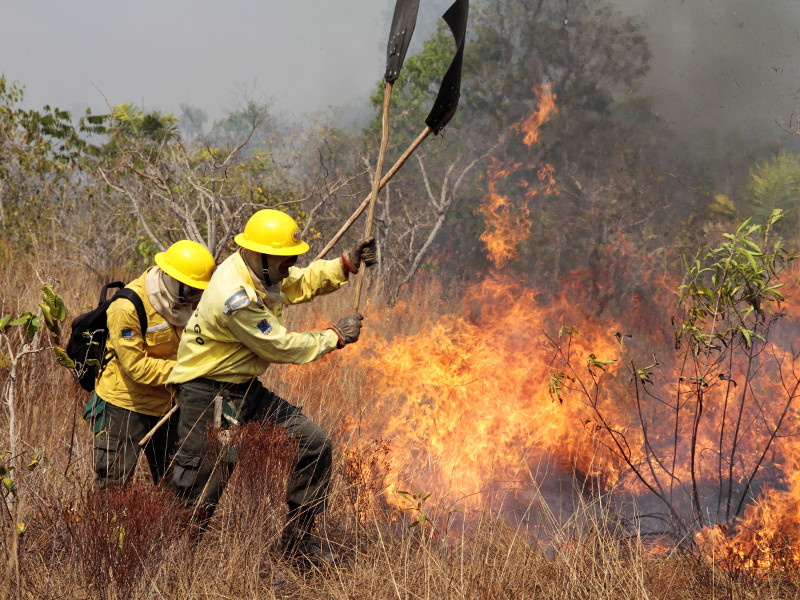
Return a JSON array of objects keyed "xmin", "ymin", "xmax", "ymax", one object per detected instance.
[
  {"xmin": 2, "ymin": 0, "xmax": 800, "ymax": 145},
  {"xmin": 0, "ymin": 0, "xmax": 448, "ymax": 124}
]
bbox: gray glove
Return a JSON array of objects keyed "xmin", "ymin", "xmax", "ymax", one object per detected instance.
[
  {"xmin": 329, "ymin": 313, "xmax": 364, "ymax": 348},
  {"xmin": 342, "ymin": 238, "xmax": 377, "ymax": 274}
]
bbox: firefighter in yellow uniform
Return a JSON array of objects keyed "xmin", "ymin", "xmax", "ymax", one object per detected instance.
[
  {"xmin": 86, "ymin": 240, "xmax": 215, "ymax": 489},
  {"xmin": 167, "ymin": 209, "xmax": 375, "ymax": 565}
]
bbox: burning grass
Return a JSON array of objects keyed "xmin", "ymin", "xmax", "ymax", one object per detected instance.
[{"xmin": 1, "ymin": 251, "xmax": 800, "ymax": 598}]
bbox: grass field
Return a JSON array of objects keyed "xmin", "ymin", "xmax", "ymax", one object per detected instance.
[{"xmin": 2, "ymin": 255, "xmax": 799, "ymax": 599}]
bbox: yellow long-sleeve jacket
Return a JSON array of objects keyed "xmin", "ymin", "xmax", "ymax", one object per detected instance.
[
  {"xmin": 95, "ymin": 269, "xmax": 182, "ymax": 417},
  {"xmin": 167, "ymin": 250, "xmax": 347, "ymax": 385}
]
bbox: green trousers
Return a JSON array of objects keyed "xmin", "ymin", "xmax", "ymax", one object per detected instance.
[
  {"xmin": 85, "ymin": 392, "xmax": 176, "ymax": 489},
  {"xmin": 170, "ymin": 377, "xmax": 332, "ymax": 521}
]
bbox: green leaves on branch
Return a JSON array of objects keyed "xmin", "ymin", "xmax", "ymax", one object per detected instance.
[
  {"xmin": 1, "ymin": 455, "xmax": 17, "ymax": 501},
  {"xmin": 676, "ymin": 212, "xmax": 795, "ymax": 352},
  {"xmin": 0, "ymin": 284, "xmax": 72, "ymax": 367},
  {"xmin": 397, "ymin": 489, "xmax": 434, "ymax": 531},
  {"xmin": 548, "ymin": 369, "xmax": 572, "ymax": 403},
  {"xmin": 2, "ymin": 476, "xmax": 16, "ymax": 500},
  {"xmin": 52, "ymin": 346, "xmax": 75, "ymax": 369},
  {"xmin": 41, "ymin": 284, "xmax": 74, "ymax": 368},
  {"xmin": 6, "ymin": 312, "xmax": 41, "ymax": 342},
  {"xmin": 587, "ymin": 353, "xmax": 616, "ymax": 375},
  {"xmin": 42, "ymin": 284, "xmax": 66, "ymax": 320},
  {"xmin": 635, "ymin": 358, "xmax": 659, "ymax": 386},
  {"xmin": 746, "ymin": 151, "xmax": 800, "ymax": 228},
  {"xmin": 40, "ymin": 284, "xmax": 67, "ymax": 346}
]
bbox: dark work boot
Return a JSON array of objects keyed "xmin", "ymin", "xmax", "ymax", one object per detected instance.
[{"xmin": 280, "ymin": 508, "xmax": 336, "ymax": 569}]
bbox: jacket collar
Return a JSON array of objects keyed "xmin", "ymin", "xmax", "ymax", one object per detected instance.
[{"xmin": 233, "ymin": 250, "xmax": 284, "ymax": 309}]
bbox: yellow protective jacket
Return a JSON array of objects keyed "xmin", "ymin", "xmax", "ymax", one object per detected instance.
[
  {"xmin": 167, "ymin": 250, "xmax": 346, "ymax": 385},
  {"xmin": 95, "ymin": 268, "xmax": 182, "ymax": 417}
]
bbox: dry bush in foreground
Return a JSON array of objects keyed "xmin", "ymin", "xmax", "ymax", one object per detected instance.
[{"xmin": 45, "ymin": 483, "xmax": 185, "ymax": 599}]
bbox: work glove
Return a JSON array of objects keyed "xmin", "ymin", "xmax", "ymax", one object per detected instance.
[
  {"xmin": 341, "ymin": 237, "xmax": 377, "ymax": 275},
  {"xmin": 329, "ymin": 314, "xmax": 364, "ymax": 348}
]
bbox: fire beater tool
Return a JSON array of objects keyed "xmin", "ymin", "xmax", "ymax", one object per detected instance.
[
  {"xmin": 139, "ymin": 1, "xmax": 468, "ymax": 448},
  {"xmin": 351, "ymin": 0, "xmax": 420, "ymax": 312},
  {"xmin": 139, "ymin": 6, "xmax": 420, "ymax": 450},
  {"xmin": 314, "ymin": 0, "xmax": 469, "ymax": 264},
  {"xmin": 139, "ymin": 403, "xmax": 177, "ymax": 447}
]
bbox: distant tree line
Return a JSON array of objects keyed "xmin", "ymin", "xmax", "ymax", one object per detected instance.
[{"xmin": 1, "ymin": 0, "xmax": 799, "ymax": 296}]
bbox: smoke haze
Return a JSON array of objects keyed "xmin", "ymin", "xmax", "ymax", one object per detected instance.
[{"xmin": 618, "ymin": 0, "xmax": 800, "ymax": 146}]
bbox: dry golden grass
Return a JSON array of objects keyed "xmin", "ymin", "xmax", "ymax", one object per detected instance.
[{"xmin": 1, "ymin": 255, "xmax": 799, "ymax": 599}]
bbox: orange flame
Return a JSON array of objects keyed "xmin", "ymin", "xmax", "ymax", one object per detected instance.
[
  {"xmin": 478, "ymin": 158, "xmax": 531, "ymax": 268},
  {"xmin": 512, "ymin": 83, "xmax": 557, "ymax": 147},
  {"xmin": 479, "ymin": 85, "xmax": 560, "ymax": 269},
  {"xmin": 283, "ymin": 83, "xmax": 800, "ymax": 568},
  {"xmin": 346, "ymin": 276, "xmax": 628, "ymax": 515},
  {"xmin": 336, "ymin": 84, "xmax": 632, "ymax": 515}
]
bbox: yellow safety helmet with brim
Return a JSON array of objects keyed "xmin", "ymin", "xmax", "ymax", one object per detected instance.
[
  {"xmin": 234, "ymin": 209, "xmax": 309, "ymax": 256},
  {"xmin": 154, "ymin": 240, "xmax": 215, "ymax": 290}
]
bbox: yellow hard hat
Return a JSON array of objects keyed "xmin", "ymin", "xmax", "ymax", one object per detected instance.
[
  {"xmin": 154, "ymin": 240, "xmax": 215, "ymax": 289},
  {"xmin": 234, "ymin": 209, "xmax": 310, "ymax": 256}
]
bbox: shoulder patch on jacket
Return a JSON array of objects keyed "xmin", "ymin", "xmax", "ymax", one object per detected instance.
[
  {"xmin": 256, "ymin": 319, "xmax": 273, "ymax": 335},
  {"xmin": 223, "ymin": 289, "xmax": 251, "ymax": 315}
]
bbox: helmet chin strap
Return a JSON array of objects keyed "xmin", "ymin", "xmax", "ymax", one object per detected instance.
[
  {"xmin": 178, "ymin": 281, "xmax": 186, "ymax": 304},
  {"xmin": 261, "ymin": 253, "xmax": 273, "ymax": 286}
]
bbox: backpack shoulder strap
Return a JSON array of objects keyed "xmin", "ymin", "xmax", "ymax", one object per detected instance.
[
  {"xmin": 112, "ymin": 288, "xmax": 149, "ymax": 336},
  {"xmin": 99, "ymin": 281, "xmax": 125, "ymax": 306}
]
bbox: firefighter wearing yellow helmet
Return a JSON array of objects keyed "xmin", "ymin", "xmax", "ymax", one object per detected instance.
[
  {"xmin": 167, "ymin": 209, "xmax": 376, "ymax": 566},
  {"xmin": 86, "ymin": 239, "xmax": 215, "ymax": 489}
]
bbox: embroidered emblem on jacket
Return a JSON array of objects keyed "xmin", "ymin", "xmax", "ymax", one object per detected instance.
[
  {"xmin": 256, "ymin": 319, "xmax": 272, "ymax": 335},
  {"xmin": 121, "ymin": 328, "xmax": 133, "ymax": 339}
]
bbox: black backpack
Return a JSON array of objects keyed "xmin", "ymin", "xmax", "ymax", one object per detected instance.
[{"xmin": 66, "ymin": 281, "xmax": 148, "ymax": 392}]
